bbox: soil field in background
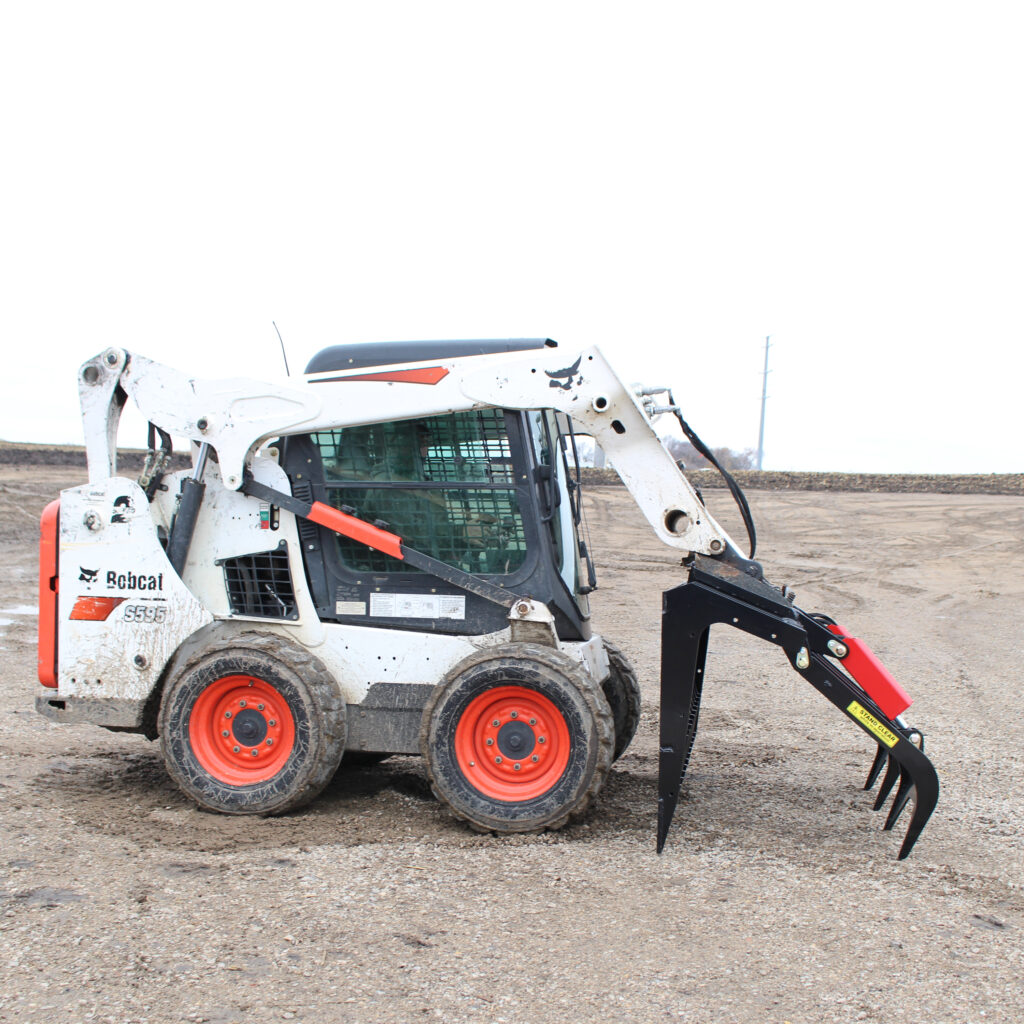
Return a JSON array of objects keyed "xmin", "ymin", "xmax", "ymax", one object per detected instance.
[
  {"xmin": 1, "ymin": 464, "xmax": 1022, "ymax": 1024},
  {"xmin": 3, "ymin": 442, "xmax": 1021, "ymax": 494},
  {"xmin": 582, "ymin": 466, "xmax": 1024, "ymax": 495}
]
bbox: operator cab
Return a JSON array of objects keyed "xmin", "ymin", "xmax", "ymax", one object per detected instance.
[{"xmin": 280, "ymin": 340, "xmax": 596, "ymax": 640}]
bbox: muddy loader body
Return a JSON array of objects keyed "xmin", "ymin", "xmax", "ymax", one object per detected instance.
[{"xmin": 37, "ymin": 340, "xmax": 938, "ymax": 856}]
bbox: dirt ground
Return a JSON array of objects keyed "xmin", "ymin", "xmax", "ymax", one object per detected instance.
[{"xmin": 2, "ymin": 467, "xmax": 1022, "ymax": 1024}]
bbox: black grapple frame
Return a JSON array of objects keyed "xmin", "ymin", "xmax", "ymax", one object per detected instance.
[{"xmin": 658, "ymin": 555, "xmax": 940, "ymax": 859}]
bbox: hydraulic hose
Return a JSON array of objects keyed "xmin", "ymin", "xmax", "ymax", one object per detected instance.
[{"xmin": 667, "ymin": 391, "xmax": 757, "ymax": 559}]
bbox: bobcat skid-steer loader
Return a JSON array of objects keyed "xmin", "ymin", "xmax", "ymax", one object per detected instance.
[{"xmin": 37, "ymin": 339, "xmax": 939, "ymax": 857}]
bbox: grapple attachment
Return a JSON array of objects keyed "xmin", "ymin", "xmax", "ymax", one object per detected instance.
[{"xmin": 657, "ymin": 556, "xmax": 939, "ymax": 860}]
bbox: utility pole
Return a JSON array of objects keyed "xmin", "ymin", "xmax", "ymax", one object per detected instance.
[{"xmin": 756, "ymin": 336, "xmax": 770, "ymax": 471}]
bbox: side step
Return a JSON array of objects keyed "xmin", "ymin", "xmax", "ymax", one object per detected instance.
[{"xmin": 658, "ymin": 556, "xmax": 939, "ymax": 860}]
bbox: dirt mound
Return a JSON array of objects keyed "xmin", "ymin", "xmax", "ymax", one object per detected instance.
[
  {"xmin": 7, "ymin": 443, "xmax": 1018, "ymax": 494},
  {"xmin": 0, "ymin": 442, "xmax": 189, "ymax": 472},
  {"xmin": 582, "ymin": 466, "xmax": 1024, "ymax": 495}
]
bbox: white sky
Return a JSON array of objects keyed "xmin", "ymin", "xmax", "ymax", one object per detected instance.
[{"xmin": 2, "ymin": 2, "xmax": 1022, "ymax": 472}]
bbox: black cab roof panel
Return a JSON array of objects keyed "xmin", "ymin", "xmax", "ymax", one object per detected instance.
[{"xmin": 305, "ymin": 338, "xmax": 557, "ymax": 374}]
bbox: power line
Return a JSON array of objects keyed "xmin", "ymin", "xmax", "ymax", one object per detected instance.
[{"xmin": 756, "ymin": 336, "xmax": 770, "ymax": 470}]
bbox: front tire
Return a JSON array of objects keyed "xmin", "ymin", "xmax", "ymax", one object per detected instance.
[
  {"xmin": 421, "ymin": 644, "xmax": 614, "ymax": 834},
  {"xmin": 159, "ymin": 633, "xmax": 346, "ymax": 814}
]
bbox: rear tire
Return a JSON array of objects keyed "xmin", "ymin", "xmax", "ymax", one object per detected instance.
[
  {"xmin": 159, "ymin": 632, "xmax": 345, "ymax": 814},
  {"xmin": 421, "ymin": 644, "xmax": 614, "ymax": 834},
  {"xmin": 601, "ymin": 639, "xmax": 642, "ymax": 761}
]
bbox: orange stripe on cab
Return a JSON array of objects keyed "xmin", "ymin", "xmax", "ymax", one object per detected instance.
[
  {"xmin": 307, "ymin": 503, "xmax": 405, "ymax": 560},
  {"xmin": 316, "ymin": 367, "xmax": 449, "ymax": 385}
]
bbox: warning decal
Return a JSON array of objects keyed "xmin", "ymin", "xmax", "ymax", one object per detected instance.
[
  {"xmin": 370, "ymin": 593, "xmax": 466, "ymax": 620},
  {"xmin": 847, "ymin": 700, "xmax": 900, "ymax": 748}
]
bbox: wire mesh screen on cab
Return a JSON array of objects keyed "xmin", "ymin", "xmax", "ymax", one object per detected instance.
[{"xmin": 310, "ymin": 410, "xmax": 527, "ymax": 575}]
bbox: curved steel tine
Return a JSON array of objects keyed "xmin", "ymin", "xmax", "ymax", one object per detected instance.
[
  {"xmin": 873, "ymin": 755, "xmax": 900, "ymax": 811},
  {"xmin": 898, "ymin": 751, "xmax": 940, "ymax": 860},
  {"xmin": 883, "ymin": 769, "xmax": 914, "ymax": 830},
  {"xmin": 865, "ymin": 744, "xmax": 887, "ymax": 790}
]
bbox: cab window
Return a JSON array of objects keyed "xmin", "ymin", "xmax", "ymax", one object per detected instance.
[{"xmin": 310, "ymin": 409, "xmax": 527, "ymax": 575}]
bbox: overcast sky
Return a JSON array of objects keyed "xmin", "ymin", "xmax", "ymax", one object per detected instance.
[{"xmin": 2, "ymin": 2, "xmax": 1021, "ymax": 472}]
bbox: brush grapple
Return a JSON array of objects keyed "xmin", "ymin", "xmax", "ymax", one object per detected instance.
[{"xmin": 657, "ymin": 555, "xmax": 939, "ymax": 860}]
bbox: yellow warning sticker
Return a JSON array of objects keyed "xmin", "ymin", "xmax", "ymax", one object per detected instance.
[{"xmin": 847, "ymin": 701, "xmax": 899, "ymax": 748}]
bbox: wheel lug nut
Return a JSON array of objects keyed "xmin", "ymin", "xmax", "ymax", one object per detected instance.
[
  {"xmin": 495, "ymin": 756, "xmax": 503, "ymax": 764},
  {"xmin": 222, "ymin": 730, "xmax": 229, "ymax": 737},
  {"xmin": 486, "ymin": 738, "xmax": 494, "ymax": 746},
  {"xmin": 269, "ymin": 720, "xmax": 276, "ymax": 727},
  {"xmin": 529, "ymin": 718, "xmax": 537, "ymax": 725},
  {"xmin": 266, "ymin": 738, "xmax": 273, "ymax": 746},
  {"xmin": 224, "ymin": 711, "xmax": 232, "ymax": 719},
  {"xmin": 251, "ymin": 749, "xmax": 259, "ymax": 757},
  {"xmin": 257, "ymin": 703, "xmax": 265, "ymax": 711},
  {"xmin": 232, "ymin": 746, "xmax": 240, "ymax": 753},
  {"xmin": 513, "ymin": 763, "xmax": 521, "ymax": 771},
  {"xmin": 510, "ymin": 711, "xmax": 518, "ymax": 719},
  {"xmin": 492, "ymin": 719, "xmax": 500, "ymax": 727},
  {"xmin": 239, "ymin": 700, "xmax": 247, "ymax": 708},
  {"xmin": 538, "ymin": 737, "xmax": 546, "ymax": 744}
]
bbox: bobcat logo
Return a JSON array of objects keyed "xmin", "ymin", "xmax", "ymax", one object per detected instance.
[
  {"xmin": 110, "ymin": 494, "xmax": 133, "ymax": 524},
  {"xmin": 545, "ymin": 356, "xmax": 583, "ymax": 391},
  {"xmin": 79, "ymin": 567, "xmax": 99, "ymax": 583}
]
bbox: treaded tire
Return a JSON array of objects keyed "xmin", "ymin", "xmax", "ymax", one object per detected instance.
[
  {"xmin": 159, "ymin": 632, "xmax": 346, "ymax": 815},
  {"xmin": 421, "ymin": 643, "xmax": 614, "ymax": 834},
  {"xmin": 601, "ymin": 639, "xmax": 642, "ymax": 761}
]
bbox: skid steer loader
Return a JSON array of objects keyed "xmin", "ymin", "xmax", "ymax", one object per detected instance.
[{"xmin": 37, "ymin": 339, "xmax": 939, "ymax": 857}]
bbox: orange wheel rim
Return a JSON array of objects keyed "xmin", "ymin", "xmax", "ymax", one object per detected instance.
[
  {"xmin": 188, "ymin": 675, "xmax": 295, "ymax": 784},
  {"xmin": 454, "ymin": 686, "xmax": 571, "ymax": 800}
]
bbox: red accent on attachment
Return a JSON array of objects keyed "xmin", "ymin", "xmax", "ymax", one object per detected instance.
[
  {"xmin": 828, "ymin": 623, "xmax": 912, "ymax": 719},
  {"xmin": 317, "ymin": 367, "xmax": 449, "ymax": 385},
  {"xmin": 69, "ymin": 596, "xmax": 128, "ymax": 621},
  {"xmin": 38, "ymin": 500, "xmax": 60, "ymax": 687},
  {"xmin": 307, "ymin": 502, "xmax": 405, "ymax": 560}
]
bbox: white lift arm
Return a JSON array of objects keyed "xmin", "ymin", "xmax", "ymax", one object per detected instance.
[{"xmin": 78, "ymin": 345, "xmax": 740, "ymax": 559}]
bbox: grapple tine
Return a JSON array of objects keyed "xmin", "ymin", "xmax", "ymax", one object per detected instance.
[
  {"xmin": 657, "ymin": 590, "xmax": 709, "ymax": 853},
  {"xmin": 883, "ymin": 769, "xmax": 914, "ymax": 830},
  {"xmin": 897, "ymin": 747, "xmax": 939, "ymax": 859},
  {"xmin": 873, "ymin": 755, "xmax": 900, "ymax": 810},
  {"xmin": 864, "ymin": 743, "xmax": 887, "ymax": 790}
]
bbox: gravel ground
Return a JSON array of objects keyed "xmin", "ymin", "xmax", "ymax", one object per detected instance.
[{"xmin": 1, "ymin": 467, "xmax": 1021, "ymax": 1024}]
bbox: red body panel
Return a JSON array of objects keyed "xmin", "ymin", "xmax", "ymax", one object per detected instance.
[
  {"xmin": 828, "ymin": 623, "xmax": 912, "ymax": 719},
  {"xmin": 37, "ymin": 500, "xmax": 60, "ymax": 687},
  {"xmin": 69, "ymin": 596, "xmax": 128, "ymax": 621}
]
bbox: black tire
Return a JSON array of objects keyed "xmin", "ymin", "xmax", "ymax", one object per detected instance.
[
  {"xmin": 158, "ymin": 632, "xmax": 346, "ymax": 815},
  {"xmin": 601, "ymin": 639, "xmax": 642, "ymax": 761},
  {"xmin": 420, "ymin": 643, "xmax": 614, "ymax": 834}
]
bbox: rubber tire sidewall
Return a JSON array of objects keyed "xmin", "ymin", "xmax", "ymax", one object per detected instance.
[
  {"xmin": 601, "ymin": 639, "xmax": 642, "ymax": 761},
  {"xmin": 421, "ymin": 643, "xmax": 613, "ymax": 834},
  {"xmin": 159, "ymin": 633, "xmax": 345, "ymax": 815}
]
